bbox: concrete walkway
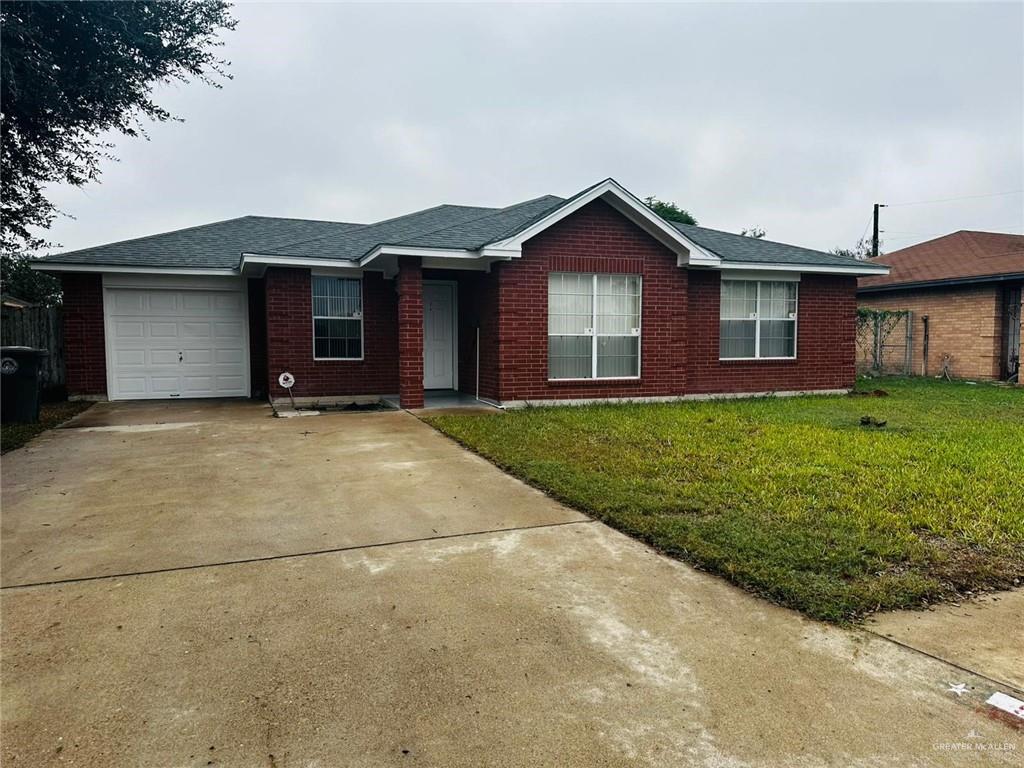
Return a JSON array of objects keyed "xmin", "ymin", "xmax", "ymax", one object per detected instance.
[{"xmin": 2, "ymin": 401, "xmax": 1020, "ymax": 766}]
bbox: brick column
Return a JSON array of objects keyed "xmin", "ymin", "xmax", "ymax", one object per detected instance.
[
  {"xmin": 396, "ymin": 256, "xmax": 424, "ymax": 408},
  {"xmin": 61, "ymin": 273, "xmax": 108, "ymax": 398}
]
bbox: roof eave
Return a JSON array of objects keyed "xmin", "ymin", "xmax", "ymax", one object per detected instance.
[
  {"xmin": 30, "ymin": 261, "xmax": 239, "ymax": 276},
  {"xmin": 858, "ymin": 271, "xmax": 1024, "ymax": 293},
  {"xmin": 717, "ymin": 260, "xmax": 890, "ymax": 276}
]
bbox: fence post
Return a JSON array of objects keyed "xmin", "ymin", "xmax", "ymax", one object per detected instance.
[{"xmin": 904, "ymin": 310, "xmax": 913, "ymax": 376}]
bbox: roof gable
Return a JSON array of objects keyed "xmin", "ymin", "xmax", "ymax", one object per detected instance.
[{"xmin": 480, "ymin": 178, "xmax": 721, "ymax": 266}]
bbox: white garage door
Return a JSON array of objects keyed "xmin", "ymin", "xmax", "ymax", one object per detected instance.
[{"xmin": 104, "ymin": 281, "xmax": 249, "ymax": 400}]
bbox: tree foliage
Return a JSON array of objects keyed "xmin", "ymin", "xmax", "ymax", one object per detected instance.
[
  {"xmin": 831, "ymin": 236, "xmax": 881, "ymax": 261},
  {"xmin": 644, "ymin": 196, "xmax": 697, "ymax": 226},
  {"xmin": 0, "ymin": 251, "xmax": 60, "ymax": 305},
  {"xmin": 0, "ymin": 1, "xmax": 236, "ymax": 255}
]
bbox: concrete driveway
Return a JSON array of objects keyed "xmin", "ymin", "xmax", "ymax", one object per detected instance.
[{"xmin": 2, "ymin": 401, "xmax": 1020, "ymax": 767}]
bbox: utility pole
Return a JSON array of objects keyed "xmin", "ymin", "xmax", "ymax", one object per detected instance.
[{"xmin": 872, "ymin": 203, "xmax": 887, "ymax": 258}]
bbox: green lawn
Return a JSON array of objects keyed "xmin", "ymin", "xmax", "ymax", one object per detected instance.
[
  {"xmin": 1, "ymin": 400, "xmax": 92, "ymax": 454},
  {"xmin": 425, "ymin": 378, "xmax": 1024, "ymax": 622}
]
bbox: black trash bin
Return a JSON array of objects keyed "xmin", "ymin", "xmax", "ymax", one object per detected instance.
[{"xmin": 1, "ymin": 347, "xmax": 49, "ymax": 424}]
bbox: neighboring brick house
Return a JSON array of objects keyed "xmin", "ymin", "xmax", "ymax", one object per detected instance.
[
  {"xmin": 35, "ymin": 179, "xmax": 887, "ymax": 407},
  {"xmin": 858, "ymin": 231, "xmax": 1024, "ymax": 381}
]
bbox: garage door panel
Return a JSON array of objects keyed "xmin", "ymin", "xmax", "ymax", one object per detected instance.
[
  {"xmin": 106, "ymin": 285, "xmax": 248, "ymax": 400},
  {"xmin": 214, "ymin": 293, "xmax": 242, "ymax": 311},
  {"xmin": 181, "ymin": 321, "xmax": 212, "ymax": 338},
  {"xmin": 151, "ymin": 376, "xmax": 182, "ymax": 394},
  {"xmin": 182, "ymin": 293, "xmax": 212, "ymax": 312},
  {"xmin": 213, "ymin": 321, "xmax": 243, "ymax": 339},
  {"xmin": 149, "ymin": 322, "xmax": 179, "ymax": 338},
  {"xmin": 114, "ymin": 350, "xmax": 146, "ymax": 367},
  {"xmin": 149, "ymin": 292, "xmax": 179, "ymax": 313},
  {"xmin": 183, "ymin": 349, "xmax": 213, "ymax": 364},
  {"xmin": 216, "ymin": 375, "xmax": 245, "ymax": 391},
  {"xmin": 150, "ymin": 349, "xmax": 181, "ymax": 365},
  {"xmin": 115, "ymin": 377, "xmax": 148, "ymax": 395},
  {"xmin": 112, "ymin": 292, "xmax": 145, "ymax": 313},
  {"xmin": 113, "ymin": 321, "xmax": 146, "ymax": 339},
  {"xmin": 215, "ymin": 348, "xmax": 243, "ymax": 364}
]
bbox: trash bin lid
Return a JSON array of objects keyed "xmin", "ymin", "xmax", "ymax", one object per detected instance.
[{"xmin": 0, "ymin": 346, "xmax": 49, "ymax": 355}]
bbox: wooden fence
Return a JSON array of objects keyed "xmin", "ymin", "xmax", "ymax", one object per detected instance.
[{"xmin": 1, "ymin": 305, "xmax": 66, "ymax": 391}]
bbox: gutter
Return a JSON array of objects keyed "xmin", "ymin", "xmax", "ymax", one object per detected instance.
[{"xmin": 857, "ymin": 272, "xmax": 1024, "ymax": 294}]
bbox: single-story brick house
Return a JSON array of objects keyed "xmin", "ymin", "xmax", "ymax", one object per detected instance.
[
  {"xmin": 858, "ymin": 231, "xmax": 1024, "ymax": 381},
  {"xmin": 35, "ymin": 179, "xmax": 888, "ymax": 408}
]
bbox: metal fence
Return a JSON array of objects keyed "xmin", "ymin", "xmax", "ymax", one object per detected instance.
[
  {"xmin": 1, "ymin": 305, "xmax": 66, "ymax": 391},
  {"xmin": 856, "ymin": 308, "xmax": 913, "ymax": 375}
]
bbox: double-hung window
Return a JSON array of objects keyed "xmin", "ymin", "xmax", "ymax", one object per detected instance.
[
  {"xmin": 719, "ymin": 279, "xmax": 797, "ymax": 359},
  {"xmin": 548, "ymin": 272, "xmax": 642, "ymax": 379},
  {"xmin": 312, "ymin": 276, "xmax": 363, "ymax": 360}
]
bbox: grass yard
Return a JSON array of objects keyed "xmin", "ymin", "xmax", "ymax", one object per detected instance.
[
  {"xmin": 1, "ymin": 400, "xmax": 92, "ymax": 454},
  {"xmin": 425, "ymin": 378, "xmax": 1024, "ymax": 622}
]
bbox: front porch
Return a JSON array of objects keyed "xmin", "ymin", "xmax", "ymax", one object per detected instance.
[
  {"xmin": 394, "ymin": 256, "xmax": 500, "ymax": 409},
  {"xmin": 383, "ymin": 389, "xmax": 501, "ymax": 412}
]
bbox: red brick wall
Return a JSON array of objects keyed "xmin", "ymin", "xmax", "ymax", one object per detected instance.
[
  {"xmin": 687, "ymin": 271, "xmax": 857, "ymax": 394},
  {"xmin": 857, "ymin": 285, "xmax": 1003, "ymax": 379},
  {"xmin": 494, "ymin": 200, "xmax": 689, "ymax": 402},
  {"xmin": 489, "ymin": 200, "xmax": 857, "ymax": 402},
  {"xmin": 265, "ymin": 267, "xmax": 398, "ymax": 400},
  {"xmin": 60, "ymin": 273, "xmax": 107, "ymax": 397},
  {"xmin": 396, "ymin": 257, "xmax": 424, "ymax": 408}
]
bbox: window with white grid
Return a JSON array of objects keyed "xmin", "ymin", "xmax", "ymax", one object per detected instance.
[
  {"xmin": 312, "ymin": 276, "xmax": 363, "ymax": 360},
  {"xmin": 548, "ymin": 272, "xmax": 641, "ymax": 379},
  {"xmin": 719, "ymin": 279, "xmax": 797, "ymax": 359}
]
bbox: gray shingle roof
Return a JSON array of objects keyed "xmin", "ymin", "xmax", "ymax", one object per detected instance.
[
  {"xmin": 672, "ymin": 222, "xmax": 868, "ymax": 268},
  {"xmin": 263, "ymin": 204, "xmax": 500, "ymax": 260},
  {"xmin": 38, "ymin": 189, "xmax": 868, "ymax": 272},
  {"xmin": 395, "ymin": 196, "xmax": 565, "ymax": 250},
  {"xmin": 39, "ymin": 216, "xmax": 365, "ymax": 269}
]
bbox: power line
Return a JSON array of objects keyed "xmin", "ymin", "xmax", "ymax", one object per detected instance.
[{"xmin": 885, "ymin": 189, "xmax": 1024, "ymax": 207}]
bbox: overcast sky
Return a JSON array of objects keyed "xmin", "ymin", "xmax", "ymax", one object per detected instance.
[{"xmin": 40, "ymin": 1, "xmax": 1024, "ymax": 256}]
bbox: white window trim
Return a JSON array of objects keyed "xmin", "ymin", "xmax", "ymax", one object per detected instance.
[
  {"xmin": 719, "ymin": 279, "xmax": 799, "ymax": 361},
  {"xmin": 312, "ymin": 274, "xmax": 365, "ymax": 361},
  {"xmin": 548, "ymin": 273, "xmax": 643, "ymax": 381}
]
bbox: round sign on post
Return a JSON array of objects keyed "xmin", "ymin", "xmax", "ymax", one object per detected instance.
[{"xmin": 278, "ymin": 372, "xmax": 295, "ymax": 389}]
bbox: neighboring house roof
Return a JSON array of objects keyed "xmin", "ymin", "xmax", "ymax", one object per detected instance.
[
  {"xmin": 34, "ymin": 179, "xmax": 885, "ymax": 277},
  {"xmin": 858, "ymin": 230, "xmax": 1024, "ymax": 292}
]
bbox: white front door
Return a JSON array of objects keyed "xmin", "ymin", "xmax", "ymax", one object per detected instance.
[
  {"xmin": 423, "ymin": 282, "xmax": 455, "ymax": 390},
  {"xmin": 104, "ymin": 282, "xmax": 249, "ymax": 400}
]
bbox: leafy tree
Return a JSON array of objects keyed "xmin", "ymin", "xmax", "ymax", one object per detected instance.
[
  {"xmin": 831, "ymin": 236, "xmax": 880, "ymax": 261},
  {"xmin": 644, "ymin": 196, "xmax": 697, "ymax": 226},
  {"xmin": 0, "ymin": 0, "xmax": 236, "ymax": 256},
  {"xmin": 0, "ymin": 251, "xmax": 60, "ymax": 305},
  {"xmin": 740, "ymin": 226, "xmax": 766, "ymax": 239}
]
